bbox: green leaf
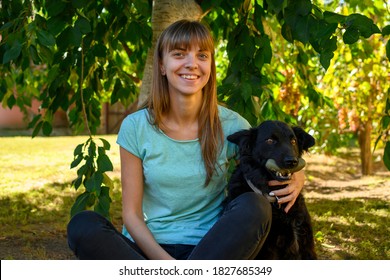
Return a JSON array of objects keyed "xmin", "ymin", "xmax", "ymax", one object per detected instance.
[
  {"xmin": 297, "ymin": 46, "xmax": 309, "ymax": 64},
  {"xmin": 292, "ymin": 0, "xmax": 311, "ymax": 16},
  {"xmin": 307, "ymin": 87, "xmax": 320, "ymax": 105},
  {"xmin": 281, "ymin": 23, "xmax": 294, "ymax": 43},
  {"xmin": 343, "ymin": 27, "xmax": 360, "ymax": 44},
  {"xmin": 77, "ymin": 163, "xmax": 87, "ymax": 177},
  {"xmin": 46, "ymin": 0, "xmax": 66, "ymax": 17},
  {"xmin": 386, "ymin": 41, "xmax": 390, "ymax": 62},
  {"xmin": 87, "ymin": 192, "xmax": 96, "ymax": 207},
  {"xmin": 72, "ymin": 0, "xmax": 89, "ymax": 9},
  {"xmin": 70, "ymin": 192, "xmax": 90, "ymax": 217},
  {"xmin": 71, "ymin": 154, "xmax": 84, "ymax": 169},
  {"xmin": 241, "ymin": 82, "xmax": 252, "ymax": 102},
  {"xmin": 97, "ymin": 154, "xmax": 114, "ymax": 172},
  {"xmin": 258, "ymin": 36, "xmax": 272, "ymax": 64},
  {"xmin": 99, "ymin": 138, "xmax": 111, "ymax": 150},
  {"xmin": 85, "ymin": 172, "xmax": 103, "ymax": 193},
  {"xmin": 28, "ymin": 115, "xmax": 41, "ymax": 129},
  {"xmin": 94, "ymin": 187, "xmax": 112, "ymax": 219},
  {"xmin": 382, "ymin": 116, "xmax": 390, "ymax": 129},
  {"xmin": 293, "ymin": 15, "xmax": 310, "ymax": 43},
  {"xmin": 37, "ymin": 30, "xmax": 56, "ymax": 47},
  {"xmin": 323, "ymin": 11, "xmax": 346, "ymax": 24},
  {"xmin": 0, "ymin": 79, "xmax": 6, "ymax": 99},
  {"xmin": 360, "ymin": 24, "xmax": 381, "ymax": 38},
  {"xmin": 254, "ymin": 50, "xmax": 265, "ymax": 70},
  {"xmin": 29, "ymin": 45, "xmax": 41, "ymax": 64},
  {"xmin": 384, "ymin": 142, "xmax": 390, "ymax": 171},
  {"xmin": 3, "ymin": 42, "xmax": 22, "ymax": 64},
  {"xmin": 42, "ymin": 121, "xmax": 53, "ymax": 136},
  {"xmin": 102, "ymin": 173, "xmax": 114, "ymax": 189},
  {"xmin": 319, "ymin": 51, "xmax": 334, "ymax": 70},
  {"xmin": 74, "ymin": 143, "xmax": 84, "ymax": 156},
  {"xmin": 88, "ymin": 140, "xmax": 96, "ymax": 157},
  {"xmin": 0, "ymin": 22, "xmax": 13, "ymax": 32},
  {"xmin": 37, "ymin": 45, "xmax": 53, "ymax": 64},
  {"xmin": 345, "ymin": 14, "xmax": 380, "ymax": 38},
  {"xmin": 92, "ymin": 44, "xmax": 107, "ymax": 57},
  {"xmin": 47, "ymin": 16, "xmax": 67, "ymax": 36},
  {"xmin": 72, "ymin": 176, "xmax": 83, "ymax": 190},
  {"xmin": 75, "ymin": 17, "xmax": 91, "ymax": 34},
  {"xmin": 383, "ymin": 25, "xmax": 390, "ymax": 36},
  {"xmin": 57, "ymin": 27, "xmax": 82, "ymax": 50},
  {"xmin": 6, "ymin": 94, "xmax": 16, "ymax": 108},
  {"xmin": 32, "ymin": 120, "xmax": 43, "ymax": 138},
  {"xmin": 265, "ymin": 0, "xmax": 284, "ymax": 14}
]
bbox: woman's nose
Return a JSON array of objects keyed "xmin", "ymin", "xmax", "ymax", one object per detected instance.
[{"xmin": 185, "ymin": 53, "xmax": 198, "ymax": 69}]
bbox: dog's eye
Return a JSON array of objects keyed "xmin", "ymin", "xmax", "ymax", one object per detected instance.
[
  {"xmin": 291, "ymin": 139, "xmax": 297, "ymax": 145},
  {"xmin": 266, "ymin": 139, "xmax": 275, "ymax": 145}
]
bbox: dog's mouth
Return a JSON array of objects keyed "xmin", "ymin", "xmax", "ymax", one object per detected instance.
[{"xmin": 265, "ymin": 158, "xmax": 306, "ymax": 181}]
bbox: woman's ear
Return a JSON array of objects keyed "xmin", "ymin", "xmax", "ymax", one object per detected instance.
[{"xmin": 160, "ymin": 61, "xmax": 166, "ymax": 75}]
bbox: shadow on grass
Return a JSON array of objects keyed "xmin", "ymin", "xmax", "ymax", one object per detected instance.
[
  {"xmin": 1, "ymin": 177, "xmax": 389, "ymax": 260},
  {"xmin": 0, "ymin": 179, "xmax": 123, "ymax": 260},
  {"xmin": 307, "ymin": 198, "xmax": 390, "ymax": 260}
]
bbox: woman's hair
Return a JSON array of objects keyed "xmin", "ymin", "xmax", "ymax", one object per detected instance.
[{"xmin": 145, "ymin": 19, "xmax": 223, "ymax": 186}]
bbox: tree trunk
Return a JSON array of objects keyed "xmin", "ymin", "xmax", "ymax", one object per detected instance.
[
  {"xmin": 137, "ymin": 0, "xmax": 203, "ymax": 107},
  {"xmin": 358, "ymin": 121, "xmax": 373, "ymax": 175}
]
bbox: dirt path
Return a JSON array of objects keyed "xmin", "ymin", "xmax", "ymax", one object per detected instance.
[{"xmin": 304, "ymin": 152, "xmax": 390, "ymax": 200}]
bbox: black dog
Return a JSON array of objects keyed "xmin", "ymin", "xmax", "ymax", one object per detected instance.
[{"xmin": 227, "ymin": 120, "xmax": 317, "ymax": 259}]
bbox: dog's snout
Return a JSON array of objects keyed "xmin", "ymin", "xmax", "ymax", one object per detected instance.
[{"xmin": 284, "ymin": 156, "xmax": 298, "ymax": 168}]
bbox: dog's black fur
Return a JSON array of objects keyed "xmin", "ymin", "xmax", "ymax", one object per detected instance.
[{"xmin": 227, "ymin": 120, "xmax": 317, "ymax": 259}]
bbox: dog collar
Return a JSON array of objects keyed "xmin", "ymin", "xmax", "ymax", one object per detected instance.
[{"xmin": 244, "ymin": 177, "xmax": 278, "ymax": 204}]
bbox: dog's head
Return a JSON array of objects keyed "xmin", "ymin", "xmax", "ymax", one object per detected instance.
[{"xmin": 227, "ymin": 120, "xmax": 315, "ymax": 182}]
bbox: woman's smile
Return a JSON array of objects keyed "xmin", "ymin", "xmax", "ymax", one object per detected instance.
[{"xmin": 180, "ymin": 74, "xmax": 199, "ymax": 80}]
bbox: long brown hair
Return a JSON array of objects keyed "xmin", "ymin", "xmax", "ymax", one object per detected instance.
[{"xmin": 145, "ymin": 19, "xmax": 223, "ymax": 186}]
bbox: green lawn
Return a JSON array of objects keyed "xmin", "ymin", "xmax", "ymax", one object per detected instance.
[{"xmin": 0, "ymin": 135, "xmax": 389, "ymax": 259}]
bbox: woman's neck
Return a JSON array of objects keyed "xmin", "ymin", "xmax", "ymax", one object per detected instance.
[{"xmin": 161, "ymin": 94, "xmax": 202, "ymax": 140}]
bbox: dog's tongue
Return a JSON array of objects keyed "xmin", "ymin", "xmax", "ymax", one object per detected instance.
[{"xmin": 265, "ymin": 158, "xmax": 306, "ymax": 180}]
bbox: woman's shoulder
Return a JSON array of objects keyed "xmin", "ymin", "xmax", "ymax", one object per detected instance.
[
  {"xmin": 121, "ymin": 108, "xmax": 149, "ymax": 126},
  {"xmin": 125, "ymin": 108, "xmax": 148, "ymax": 120},
  {"xmin": 218, "ymin": 105, "xmax": 251, "ymax": 130},
  {"xmin": 218, "ymin": 104, "xmax": 240, "ymax": 119}
]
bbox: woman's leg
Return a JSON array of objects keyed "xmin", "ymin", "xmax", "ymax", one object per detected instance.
[
  {"xmin": 188, "ymin": 192, "xmax": 272, "ymax": 260},
  {"xmin": 67, "ymin": 211, "xmax": 146, "ymax": 260}
]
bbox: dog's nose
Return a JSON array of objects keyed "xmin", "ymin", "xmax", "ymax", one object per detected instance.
[{"xmin": 284, "ymin": 156, "xmax": 298, "ymax": 168}]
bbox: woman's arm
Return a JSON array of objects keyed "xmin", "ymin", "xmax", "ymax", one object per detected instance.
[
  {"xmin": 268, "ymin": 169, "xmax": 305, "ymax": 213},
  {"xmin": 120, "ymin": 147, "xmax": 175, "ymax": 260}
]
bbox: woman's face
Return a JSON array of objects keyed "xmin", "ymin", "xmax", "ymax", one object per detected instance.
[{"xmin": 161, "ymin": 44, "xmax": 212, "ymax": 98}]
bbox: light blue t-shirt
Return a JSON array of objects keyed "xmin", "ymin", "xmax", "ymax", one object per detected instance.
[{"xmin": 116, "ymin": 105, "xmax": 250, "ymax": 245}]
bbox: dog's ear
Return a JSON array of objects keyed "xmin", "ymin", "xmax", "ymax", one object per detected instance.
[
  {"xmin": 292, "ymin": 126, "xmax": 315, "ymax": 152},
  {"xmin": 227, "ymin": 129, "xmax": 256, "ymax": 153}
]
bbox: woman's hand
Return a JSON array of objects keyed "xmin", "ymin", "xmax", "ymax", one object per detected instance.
[{"xmin": 268, "ymin": 169, "xmax": 305, "ymax": 213}]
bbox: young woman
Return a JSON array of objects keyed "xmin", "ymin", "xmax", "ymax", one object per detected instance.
[{"xmin": 67, "ymin": 19, "xmax": 305, "ymax": 260}]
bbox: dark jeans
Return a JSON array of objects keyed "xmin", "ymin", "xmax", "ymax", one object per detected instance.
[{"xmin": 67, "ymin": 192, "xmax": 272, "ymax": 260}]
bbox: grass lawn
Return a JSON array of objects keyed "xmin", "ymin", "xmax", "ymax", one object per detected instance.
[{"xmin": 0, "ymin": 135, "xmax": 389, "ymax": 259}]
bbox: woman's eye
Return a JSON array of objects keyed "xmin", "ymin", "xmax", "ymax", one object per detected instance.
[{"xmin": 198, "ymin": 53, "xmax": 208, "ymax": 60}]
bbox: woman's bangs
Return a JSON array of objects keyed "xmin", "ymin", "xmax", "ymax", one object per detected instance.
[{"xmin": 167, "ymin": 26, "xmax": 214, "ymax": 54}]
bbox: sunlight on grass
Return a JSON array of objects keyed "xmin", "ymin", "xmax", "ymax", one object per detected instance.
[{"xmin": 0, "ymin": 135, "xmax": 120, "ymax": 194}]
